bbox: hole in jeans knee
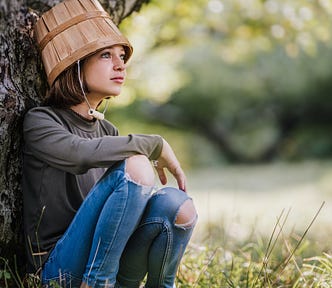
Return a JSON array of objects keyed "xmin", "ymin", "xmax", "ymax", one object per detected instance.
[
  {"xmin": 175, "ymin": 199, "xmax": 197, "ymax": 228},
  {"xmin": 125, "ymin": 155, "xmax": 155, "ymax": 187}
]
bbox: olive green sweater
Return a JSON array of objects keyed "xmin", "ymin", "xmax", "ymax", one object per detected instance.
[{"xmin": 22, "ymin": 106, "xmax": 163, "ymax": 272}]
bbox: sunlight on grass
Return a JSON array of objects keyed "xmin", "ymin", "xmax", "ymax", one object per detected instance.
[{"xmin": 188, "ymin": 161, "xmax": 332, "ymax": 245}]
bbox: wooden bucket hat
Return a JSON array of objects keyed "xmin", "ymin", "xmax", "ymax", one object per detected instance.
[{"xmin": 34, "ymin": 0, "xmax": 133, "ymax": 86}]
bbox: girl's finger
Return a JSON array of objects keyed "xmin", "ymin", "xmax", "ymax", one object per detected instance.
[{"xmin": 156, "ymin": 167, "xmax": 167, "ymax": 185}]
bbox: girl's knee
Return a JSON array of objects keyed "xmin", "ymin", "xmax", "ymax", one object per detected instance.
[
  {"xmin": 125, "ymin": 155, "xmax": 155, "ymax": 187},
  {"xmin": 153, "ymin": 188, "xmax": 197, "ymax": 229},
  {"xmin": 175, "ymin": 199, "xmax": 197, "ymax": 228}
]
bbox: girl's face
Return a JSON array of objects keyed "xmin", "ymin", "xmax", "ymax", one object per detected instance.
[{"xmin": 83, "ymin": 45, "xmax": 127, "ymax": 100}]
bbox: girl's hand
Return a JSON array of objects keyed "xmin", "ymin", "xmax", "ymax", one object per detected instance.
[{"xmin": 154, "ymin": 139, "xmax": 187, "ymax": 192}]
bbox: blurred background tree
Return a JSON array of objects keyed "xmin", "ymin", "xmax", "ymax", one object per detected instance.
[{"xmin": 109, "ymin": 0, "xmax": 332, "ymax": 165}]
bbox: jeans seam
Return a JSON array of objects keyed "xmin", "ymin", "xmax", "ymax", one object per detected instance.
[
  {"xmin": 89, "ymin": 179, "xmax": 152, "ymax": 287},
  {"xmin": 158, "ymin": 221, "xmax": 172, "ymax": 287},
  {"xmin": 140, "ymin": 219, "xmax": 172, "ymax": 288},
  {"xmin": 83, "ymin": 164, "xmax": 128, "ymax": 287},
  {"xmin": 94, "ymin": 186, "xmax": 129, "ymax": 286}
]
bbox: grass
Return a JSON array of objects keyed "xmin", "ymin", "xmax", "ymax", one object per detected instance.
[
  {"xmin": 176, "ymin": 202, "xmax": 332, "ymax": 287},
  {"xmin": 173, "ymin": 161, "xmax": 332, "ymax": 287},
  {"xmin": 1, "ymin": 161, "xmax": 332, "ymax": 287},
  {"xmin": 1, "ymin": 214, "xmax": 332, "ymax": 287},
  {"xmin": 176, "ymin": 243, "xmax": 332, "ymax": 287},
  {"xmin": 3, "ymin": 222, "xmax": 331, "ymax": 287}
]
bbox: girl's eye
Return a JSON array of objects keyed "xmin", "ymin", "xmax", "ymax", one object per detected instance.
[
  {"xmin": 100, "ymin": 52, "xmax": 125, "ymax": 61},
  {"xmin": 101, "ymin": 52, "xmax": 111, "ymax": 59}
]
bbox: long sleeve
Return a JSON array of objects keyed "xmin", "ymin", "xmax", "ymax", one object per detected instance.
[{"xmin": 23, "ymin": 107, "xmax": 163, "ymax": 174}]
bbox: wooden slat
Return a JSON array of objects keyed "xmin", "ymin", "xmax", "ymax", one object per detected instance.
[
  {"xmin": 64, "ymin": 0, "xmax": 87, "ymax": 17},
  {"xmin": 80, "ymin": 19, "xmax": 99, "ymax": 42},
  {"xmin": 95, "ymin": 18, "xmax": 113, "ymax": 37},
  {"xmin": 43, "ymin": 9, "xmax": 58, "ymax": 31},
  {"xmin": 53, "ymin": 33, "xmax": 71, "ymax": 61},
  {"xmin": 104, "ymin": 18, "xmax": 122, "ymax": 36},
  {"xmin": 52, "ymin": 2, "xmax": 71, "ymax": 25},
  {"xmin": 90, "ymin": 0, "xmax": 105, "ymax": 11},
  {"xmin": 42, "ymin": 42, "xmax": 60, "ymax": 74},
  {"xmin": 64, "ymin": 25, "xmax": 87, "ymax": 51},
  {"xmin": 34, "ymin": 17, "xmax": 48, "ymax": 41},
  {"xmin": 79, "ymin": 0, "xmax": 99, "ymax": 12}
]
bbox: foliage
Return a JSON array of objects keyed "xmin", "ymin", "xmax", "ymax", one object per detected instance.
[
  {"xmin": 123, "ymin": 0, "xmax": 332, "ymax": 60},
  {"xmin": 158, "ymin": 43, "xmax": 332, "ymax": 162},
  {"xmin": 120, "ymin": 0, "xmax": 332, "ymax": 101},
  {"xmin": 116, "ymin": 0, "xmax": 332, "ymax": 163}
]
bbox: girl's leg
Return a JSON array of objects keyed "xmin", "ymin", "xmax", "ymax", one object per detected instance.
[
  {"xmin": 82, "ymin": 155, "xmax": 155, "ymax": 287},
  {"xmin": 41, "ymin": 155, "xmax": 155, "ymax": 288},
  {"xmin": 116, "ymin": 187, "xmax": 197, "ymax": 288}
]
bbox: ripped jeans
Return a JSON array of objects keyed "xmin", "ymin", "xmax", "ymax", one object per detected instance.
[{"xmin": 41, "ymin": 160, "xmax": 197, "ymax": 288}]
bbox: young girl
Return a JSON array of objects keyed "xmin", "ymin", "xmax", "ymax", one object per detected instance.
[{"xmin": 23, "ymin": 0, "xmax": 197, "ymax": 287}]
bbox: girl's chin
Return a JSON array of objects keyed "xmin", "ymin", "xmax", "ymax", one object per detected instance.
[
  {"xmin": 106, "ymin": 89, "xmax": 122, "ymax": 97},
  {"xmin": 102, "ymin": 92, "xmax": 120, "ymax": 99}
]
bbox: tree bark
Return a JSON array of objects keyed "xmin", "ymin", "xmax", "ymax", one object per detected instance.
[{"xmin": 0, "ymin": 0, "xmax": 149, "ymax": 271}]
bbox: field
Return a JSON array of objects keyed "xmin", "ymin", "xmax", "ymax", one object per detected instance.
[{"xmin": 188, "ymin": 160, "xmax": 332, "ymax": 241}]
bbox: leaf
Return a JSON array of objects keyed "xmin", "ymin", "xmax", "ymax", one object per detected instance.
[{"xmin": 0, "ymin": 270, "xmax": 11, "ymax": 279}]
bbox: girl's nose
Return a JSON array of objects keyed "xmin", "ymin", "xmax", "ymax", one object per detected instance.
[{"xmin": 113, "ymin": 57, "xmax": 126, "ymax": 71}]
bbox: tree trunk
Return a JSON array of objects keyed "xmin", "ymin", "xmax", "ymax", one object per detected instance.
[{"xmin": 0, "ymin": 0, "xmax": 149, "ymax": 271}]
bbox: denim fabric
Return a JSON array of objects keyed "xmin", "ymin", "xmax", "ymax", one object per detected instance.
[
  {"xmin": 117, "ymin": 187, "xmax": 196, "ymax": 288},
  {"xmin": 41, "ymin": 160, "xmax": 196, "ymax": 288}
]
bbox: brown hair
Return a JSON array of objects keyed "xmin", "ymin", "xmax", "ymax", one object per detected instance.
[{"xmin": 44, "ymin": 62, "xmax": 86, "ymax": 109}]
